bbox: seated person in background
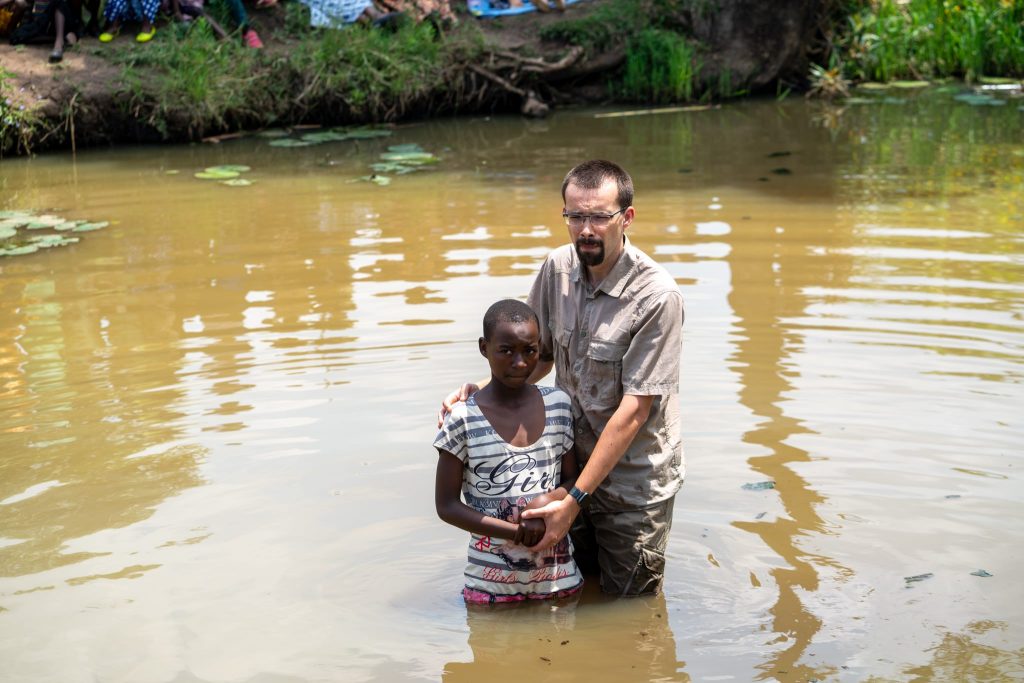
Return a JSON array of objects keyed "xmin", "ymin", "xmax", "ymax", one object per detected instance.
[
  {"xmin": 434, "ymin": 299, "xmax": 583, "ymax": 604},
  {"xmin": 98, "ymin": 0, "xmax": 160, "ymax": 42},
  {"xmin": 164, "ymin": 0, "xmax": 229, "ymax": 40},
  {"xmin": 7, "ymin": 0, "xmax": 94, "ymax": 63},
  {"xmin": 0, "ymin": 0, "xmax": 30, "ymax": 38}
]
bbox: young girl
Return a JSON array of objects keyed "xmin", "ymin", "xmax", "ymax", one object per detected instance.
[{"xmin": 434, "ymin": 299, "xmax": 582, "ymax": 604}]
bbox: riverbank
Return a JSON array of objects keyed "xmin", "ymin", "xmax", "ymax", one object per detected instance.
[{"xmin": 2, "ymin": 0, "xmax": 1022, "ymax": 157}]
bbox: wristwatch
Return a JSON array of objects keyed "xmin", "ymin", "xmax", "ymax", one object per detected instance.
[{"xmin": 568, "ymin": 486, "xmax": 591, "ymax": 509}]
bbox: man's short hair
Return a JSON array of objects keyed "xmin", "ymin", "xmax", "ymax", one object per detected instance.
[
  {"xmin": 561, "ymin": 160, "xmax": 634, "ymax": 211},
  {"xmin": 483, "ymin": 299, "xmax": 539, "ymax": 340}
]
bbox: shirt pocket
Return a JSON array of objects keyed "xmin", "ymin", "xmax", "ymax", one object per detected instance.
[{"xmin": 583, "ymin": 338, "xmax": 628, "ymax": 411}]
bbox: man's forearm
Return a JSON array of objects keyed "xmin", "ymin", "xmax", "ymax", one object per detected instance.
[{"xmin": 574, "ymin": 394, "xmax": 653, "ymax": 494}]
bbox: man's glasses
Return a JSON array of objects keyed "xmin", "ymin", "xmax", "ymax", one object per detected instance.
[{"xmin": 562, "ymin": 208, "xmax": 626, "ymax": 229}]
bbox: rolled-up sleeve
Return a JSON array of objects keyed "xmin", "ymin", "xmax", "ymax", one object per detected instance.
[
  {"xmin": 527, "ymin": 258, "xmax": 555, "ymax": 363},
  {"xmin": 621, "ymin": 290, "xmax": 683, "ymax": 396}
]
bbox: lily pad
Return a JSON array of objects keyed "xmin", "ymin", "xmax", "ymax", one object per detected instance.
[
  {"xmin": 26, "ymin": 215, "xmax": 65, "ymax": 229},
  {"xmin": 857, "ymin": 82, "xmax": 890, "ymax": 90},
  {"xmin": 257, "ymin": 129, "xmax": 290, "ymax": 138},
  {"xmin": 207, "ymin": 165, "xmax": 251, "ymax": 174},
  {"xmin": 970, "ymin": 569, "xmax": 993, "ymax": 577},
  {"xmin": 301, "ymin": 132, "xmax": 349, "ymax": 143},
  {"xmin": 379, "ymin": 152, "xmax": 438, "ymax": 163},
  {"xmin": 979, "ymin": 76, "xmax": 1020, "ymax": 85},
  {"xmin": 387, "ymin": 143, "xmax": 425, "ymax": 154},
  {"xmin": 71, "ymin": 221, "xmax": 110, "ymax": 232},
  {"xmin": 0, "ymin": 226, "xmax": 17, "ymax": 239},
  {"xmin": 368, "ymin": 174, "xmax": 391, "ymax": 186},
  {"xmin": 904, "ymin": 572, "xmax": 933, "ymax": 583},
  {"xmin": 0, "ymin": 244, "xmax": 39, "ymax": 256},
  {"xmin": 890, "ymin": 80, "xmax": 930, "ymax": 89},
  {"xmin": 221, "ymin": 179, "xmax": 254, "ymax": 187},
  {"xmin": 742, "ymin": 481, "xmax": 775, "ymax": 491},
  {"xmin": 268, "ymin": 138, "xmax": 315, "ymax": 148},
  {"xmin": 195, "ymin": 170, "xmax": 240, "ymax": 180},
  {"xmin": 342, "ymin": 128, "xmax": 393, "ymax": 139},
  {"xmin": 0, "ymin": 210, "xmax": 34, "ymax": 220},
  {"xmin": 54, "ymin": 221, "xmax": 84, "ymax": 231}
]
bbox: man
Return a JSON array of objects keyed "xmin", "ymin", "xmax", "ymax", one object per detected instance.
[{"xmin": 440, "ymin": 160, "xmax": 684, "ymax": 596}]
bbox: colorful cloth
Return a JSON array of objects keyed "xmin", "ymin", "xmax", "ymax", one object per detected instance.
[
  {"xmin": 434, "ymin": 386, "xmax": 582, "ymax": 603},
  {"xmin": 467, "ymin": 0, "xmax": 586, "ymax": 18},
  {"xmin": 296, "ymin": 0, "xmax": 370, "ymax": 27},
  {"xmin": 105, "ymin": 0, "xmax": 159, "ymax": 23},
  {"xmin": 375, "ymin": 0, "xmax": 453, "ymax": 23}
]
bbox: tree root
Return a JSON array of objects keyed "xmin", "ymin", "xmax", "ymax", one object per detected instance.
[{"xmin": 466, "ymin": 45, "xmax": 585, "ymax": 117}]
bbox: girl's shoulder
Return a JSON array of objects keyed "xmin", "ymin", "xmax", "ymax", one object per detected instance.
[{"xmin": 537, "ymin": 385, "xmax": 572, "ymax": 410}]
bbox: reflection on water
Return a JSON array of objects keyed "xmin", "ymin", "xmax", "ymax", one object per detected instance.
[{"xmin": 1, "ymin": 89, "xmax": 1022, "ymax": 681}]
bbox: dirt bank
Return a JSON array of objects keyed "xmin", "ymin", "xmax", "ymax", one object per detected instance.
[{"xmin": 0, "ymin": 0, "xmax": 828, "ymax": 156}]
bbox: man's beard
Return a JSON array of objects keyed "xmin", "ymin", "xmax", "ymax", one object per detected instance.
[{"xmin": 575, "ymin": 237, "xmax": 605, "ymax": 267}]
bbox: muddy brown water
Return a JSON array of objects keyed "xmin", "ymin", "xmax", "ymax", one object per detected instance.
[{"xmin": 1, "ymin": 92, "xmax": 1023, "ymax": 682}]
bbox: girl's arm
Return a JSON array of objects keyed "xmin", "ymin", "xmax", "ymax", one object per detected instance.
[{"xmin": 435, "ymin": 449, "xmax": 520, "ymax": 541}]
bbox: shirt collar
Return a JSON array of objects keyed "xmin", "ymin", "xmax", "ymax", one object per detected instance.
[{"xmin": 570, "ymin": 236, "xmax": 636, "ymax": 299}]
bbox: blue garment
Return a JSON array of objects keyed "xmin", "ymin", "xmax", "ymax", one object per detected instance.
[{"xmin": 105, "ymin": 0, "xmax": 159, "ymax": 23}]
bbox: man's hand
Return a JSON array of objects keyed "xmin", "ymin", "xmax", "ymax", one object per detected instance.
[
  {"xmin": 521, "ymin": 497, "xmax": 579, "ymax": 552},
  {"xmin": 436, "ymin": 383, "xmax": 479, "ymax": 427}
]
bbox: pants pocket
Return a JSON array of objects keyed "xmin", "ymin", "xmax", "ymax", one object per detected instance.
[{"xmin": 620, "ymin": 544, "xmax": 666, "ymax": 596}]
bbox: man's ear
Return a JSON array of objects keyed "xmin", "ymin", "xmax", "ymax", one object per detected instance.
[
  {"xmin": 622, "ymin": 206, "xmax": 636, "ymax": 231},
  {"xmin": 478, "ymin": 337, "xmax": 488, "ymax": 357}
]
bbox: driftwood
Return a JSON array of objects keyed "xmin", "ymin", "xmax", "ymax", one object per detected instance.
[{"xmin": 468, "ymin": 45, "xmax": 585, "ymax": 117}]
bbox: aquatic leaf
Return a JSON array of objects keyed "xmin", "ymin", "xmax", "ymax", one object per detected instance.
[
  {"xmin": 890, "ymin": 80, "xmax": 929, "ymax": 89},
  {"xmin": 0, "ymin": 226, "xmax": 17, "ymax": 239},
  {"xmin": 844, "ymin": 97, "xmax": 877, "ymax": 105},
  {"xmin": 978, "ymin": 76, "xmax": 1020, "ymax": 85},
  {"xmin": 257, "ymin": 129, "xmax": 290, "ymax": 138},
  {"xmin": 387, "ymin": 143, "xmax": 425, "ymax": 154},
  {"xmin": 0, "ymin": 244, "xmax": 39, "ymax": 256},
  {"xmin": 970, "ymin": 569, "xmax": 993, "ymax": 577},
  {"xmin": 369, "ymin": 174, "xmax": 391, "ymax": 186},
  {"xmin": 221, "ymin": 179, "xmax": 254, "ymax": 187},
  {"xmin": 53, "ymin": 221, "xmax": 84, "ymax": 231},
  {"xmin": 0, "ymin": 218, "xmax": 28, "ymax": 231},
  {"xmin": 71, "ymin": 221, "xmax": 110, "ymax": 232},
  {"xmin": 370, "ymin": 162, "xmax": 420, "ymax": 175},
  {"xmin": 207, "ymin": 165, "xmax": 251, "ymax": 174},
  {"xmin": 268, "ymin": 138, "xmax": 315, "ymax": 148},
  {"xmin": 342, "ymin": 128, "xmax": 392, "ymax": 139},
  {"xmin": 0, "ymin": 210, "xmax": 35, "ymax": 220},
  {"xmin": 26, "ymin": 215, "xmax": 65, "ymax": 229},
  {"xmin": 379, "ymin": 152, "xmax": 438, "ymax": 163},
  {"xmin": 857, "ymin": 82, "xmax": 890, "ymax": 90},
  {"xmin": 742, "ymin": 481, "xmax": 775, "ymax": 491},
  {"xmin": 195, "ymin": 170, "xmax": 240, "ymax": 180},
  {"xmin": 166, "ymin": 170, "xmax": 180, "ymax": 175},
  {"xmin": 904, "ymin": 573, "xmax": 933, "ymax": 583},
  {"xmin": 301, "ymin": 132, "xmax": 349, "ymax": 143},
  {"xmin": 770, "ymin": 168, "xmax": 792, "ymax": 175}
]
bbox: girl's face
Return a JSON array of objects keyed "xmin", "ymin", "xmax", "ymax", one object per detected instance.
[{"xmin": 478, "ymin": 319, "xmax": 540, "ymax": 389}]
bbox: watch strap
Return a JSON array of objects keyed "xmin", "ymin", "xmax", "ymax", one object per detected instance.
[{"xmin": 568, "ymin": 485, "xmax": 591, "ymax": 508}]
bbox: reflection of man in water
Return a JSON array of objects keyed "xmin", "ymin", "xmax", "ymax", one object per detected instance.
[
  {"xmin": 442, "ymin": 592, "xmax": 688, "ymax": 682},
  {"xmin": 441, "ymin": 160, "xmax": 684, "ymax": 596}
]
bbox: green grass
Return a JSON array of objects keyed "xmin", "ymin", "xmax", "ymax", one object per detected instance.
[
  {"xmin": 837, "ymin": 0, "xmax": 1024, "ymax": 82},
  {"xmin": 618, "ymin": 29, "xmax": 699, "ymax": 103},
  {"xmin": 0, "ymin": 67, "xmax": 42, "ymax": 157},
  {"xmin": 103, "ymin": 18, "xmax": 480, "ymax": 138}
]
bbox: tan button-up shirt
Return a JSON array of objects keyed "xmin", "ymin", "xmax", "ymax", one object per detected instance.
[{"xmin": 528, "ymin": 238, "xmax": 684, "ymax": 509}]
